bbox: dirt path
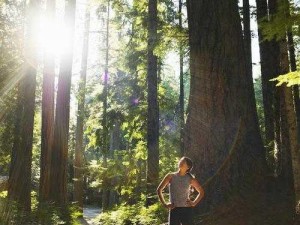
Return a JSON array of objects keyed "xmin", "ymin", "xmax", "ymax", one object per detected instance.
[{"xmin": 80, "ymin": 206, "xmax": 101, "ymax": 225}]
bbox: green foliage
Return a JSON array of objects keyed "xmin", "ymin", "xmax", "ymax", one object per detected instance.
[
  {"xmin": 253, "ymin": 78, "xmax": 265, "ymax": 140},
  {"xmin": 271, "ymin": 71, "xmax": 300, "ymax": 86},
  {"xmin": 259, "ymin": 1, "xmax": 299, "ymax": 41},
  {"xmin": 93, "ymin": 202, "xmax": 167, "ymax": 225}
]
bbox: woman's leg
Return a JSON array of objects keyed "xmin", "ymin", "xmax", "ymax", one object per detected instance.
[
  {"xmin": 169, "ymin": 208, "xmax": 181, "ymax": 225},
  {"xmin": 179, "ymin": 207, "xmax": 193, "ymax": 225}
]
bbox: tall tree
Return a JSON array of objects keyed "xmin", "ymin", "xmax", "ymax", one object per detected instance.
[
  {"xmin": 74, "ymin": 2, "xmax": 90, "ymax": 212},
  {"xmin": 277, "ymin": 0, "xmax": 300, "ymax": 218},
  {"xmin": 243, "ymin": 0, "xmax": 253, "ymax": 80},
  {"xmin": 146, "ymin": 0, "xmax": 159, "ymax": 206},
  {"xmin": 185, "ymin": 0, "xmax": 265, "ymax": 212},
  {"xmin": 39, "ymin": 0, "xmax": 55, "ymax": 203},
  {"xmin": 49, "ymin": 0, "xmax": 76, "ymax": 205},
  {"xmin": 102, "ymin": 0, "xmax": 111, "ymax": 211},
  {"xmin": 256, "ymin": 0, "xmax": 279, "ymax": 151},
  {"xmin": 7, "ymin": 0, "xmax": 38, "ymax": 215},
  {"xmin": 179, "ymin": 0, "xmax": 184, "ymax": 156}
]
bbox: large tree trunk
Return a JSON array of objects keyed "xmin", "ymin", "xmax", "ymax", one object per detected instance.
[
  {"xmin": 185, "ymin": 0, "xmax": 265, "ymax": 212},
  {"xmin": 7, "ymin": 0, "xmax": 38, "ymax": 216},
  {"xmin": 74, "ymin": 3, "xmax": 90, "ymax": 212},
  {"xmin": 277, "ymin": 0, "xmax": 300, "ymax": 218},
  {"xmin": 146, "ymin": 0, "xmax": 159, "ymax": 206},
  {"xmin": 8, "ymin": 69, "xmax": 36, "ymax": 213},
  {"xmin": 49, "ymin": 0, "xmax": 76, "ymax": 205},
  {"xmin": 39, "ymin": 0, "xmax": 55, "ymax": 203}
]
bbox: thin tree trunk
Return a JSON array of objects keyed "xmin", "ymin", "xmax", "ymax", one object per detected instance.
[
  {"xmin": 74, "ymin": 3, "xmax": 90, "ymax": 212},
  {"xmin": 49, "ymin": 0, "xmax": 76, "ymax": 205},
  {"xmin": 102, "ymin": 0, "xmax": 110, "ymax": 211},
  {"xmin": 256, "ymin": 0, "xmax": 278, "ymax": 149},
  {"xmin": 146, "ymin": 0, "xmax": 159, "ymax": 206},
  {"xmin": 243, "ymin": 0, "xmax": 253, "ymax": 80},
  {"xmin": 39, "ymin": 0, "xmax": 55, "ymax": 203},
  {"xmin": 179, "ymin": 0, "xmax": 184, "ymax": 156}
]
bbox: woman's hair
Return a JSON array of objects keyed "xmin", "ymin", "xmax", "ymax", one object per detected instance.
[{"xmin": 181, "ymin": 156, "xmax": 193, "ymax": 173}]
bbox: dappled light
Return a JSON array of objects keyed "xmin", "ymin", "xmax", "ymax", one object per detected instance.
[{"xmin": 0, "ymin": 0, "xmax": 300, "ymax": 224}]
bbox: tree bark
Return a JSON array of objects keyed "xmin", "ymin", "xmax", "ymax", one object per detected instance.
[
  {"xmin": 39, "ymin": 0, "xmax": 55, "ymax": 203},
  {"xmin": 7, "ymin": 0, "xmax": 38, "ymax": 215},
  {"xmin": 146, "ymin": 0, "xmax": 159, "ymax": 206},
  {"xmin": 74, "ymin": 2, "xmax": 90, "ymax": 212},
  {"xmin": 185, "ymin": 0, "xmax": 265, "ymax": 211},
  {"xmin": 49, "ymin": 0, "xmax": 76, "ymax": 205}
]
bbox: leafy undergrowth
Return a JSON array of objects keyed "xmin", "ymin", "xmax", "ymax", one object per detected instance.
[{"xmin": 91, "ymin": 202, "xmax": 168, "ymax": 225}]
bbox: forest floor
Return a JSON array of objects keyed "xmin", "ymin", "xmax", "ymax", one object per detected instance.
[{"xmin": 79, "ymin": 206, "xmax": 101, "ymax": 225}]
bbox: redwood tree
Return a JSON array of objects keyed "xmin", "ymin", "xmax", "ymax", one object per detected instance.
[
  {"xmin": 39, "ymin": 0, "xmax": 55, "ymax": 203},
  {"xmin": 185, "ymin": 0, "xmax": 265, "ymax": 212},
  {"xmin": 74, "ymin": 3, "xmax": 90, "ymax": 212},
  {"xmin": 7, "ymin": 0, "xmax": 38, "ymax": 214},
  {"xmin": 49, "ymin": 0, "xmax": 76, "ymax": 205}
]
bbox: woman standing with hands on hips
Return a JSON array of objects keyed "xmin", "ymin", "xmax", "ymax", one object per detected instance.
[{"xmin": 157, "ymin": 157, "xmax": 204, "ymax": 225}]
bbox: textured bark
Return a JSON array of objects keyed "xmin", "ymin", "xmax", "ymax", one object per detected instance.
[
  {"xmin": 8, "ymin": 68, "xmax": 36, "ymax": 212},
  {"xmin": 39, "ymin": 0, "xmax": 55, "ymax": 203},
  {"xmin": 146, "ymin": 0, "xmax": 159, "ymax": 206},
  {"xmin": 7, "ymin": 0, "xmax": 37, "ymax": 214},
  {"xmin": 278, "ymin": 0, "xmax": 300, "ymax": 215},
  {"xmin": 74, "ymin": 4, "xmax": 90, "ymax": 212},
  {"xmin": 185, "ymin": 0, "xmax": 265, "ymax": 210},
  {"xmin": 282, "ymin": 84, "xmax": 300, "ymax": 215},
  {"xmin": 49, "ymin": 0, "xmax": 76, "ymax": 205}
]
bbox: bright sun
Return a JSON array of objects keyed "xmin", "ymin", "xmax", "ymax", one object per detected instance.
[{"xmin": 36, "ymin": 16, "xmax": 70, "ymax": 56}]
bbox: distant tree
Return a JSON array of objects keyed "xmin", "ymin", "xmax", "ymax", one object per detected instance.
[
  {"xmin": 49, "ymin": 0, "xmax": 76, "ymax": 205},
  {"xmin": 39, "ymin": 0, "xmax": 55, "ymax": 203},
  {"xmin": 101, "ymin": 0, "xmax": 111, "ymax": 211},
  {"xmin": 178, "ymin": 0, "xmax": 184, "ymax": 156},
  {"xmin": 146, "ymin": 0, "xmax": 159, "ymax": 206},
  {"xmin": 256, "ymin": 0, "xmax": 279, "ymax": 152},
  {"xmin": 74, "ymin": 2, "xmax": 90, "ymax": 212}
]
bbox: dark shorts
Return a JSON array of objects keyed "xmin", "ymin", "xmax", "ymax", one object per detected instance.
[{"xmin": 169, "ymin": 207, "xmax": 193, "ymax": 225}]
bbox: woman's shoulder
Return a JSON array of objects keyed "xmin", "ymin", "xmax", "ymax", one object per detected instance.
[{"xmin": 187, "ymin": 172, "xmax": 195, "ymax": 179}]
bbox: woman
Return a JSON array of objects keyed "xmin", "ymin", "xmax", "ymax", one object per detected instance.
[{"xmin": 157, "ymin": 157, "xmax": 204, "ymax": 225}]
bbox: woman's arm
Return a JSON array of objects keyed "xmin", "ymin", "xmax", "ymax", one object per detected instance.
[
  {"xmin": 187, "ymin": 178, "xmax": 205, "ymax": 207},
  {"xmin": 156, "ymin": 173, "xmax": 173, "ymax": 209}
]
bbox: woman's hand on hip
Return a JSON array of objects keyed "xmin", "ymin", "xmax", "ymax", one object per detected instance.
[{"xmin": 165, "ymin": 203, "xmax": 175, "ymax": 210}]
